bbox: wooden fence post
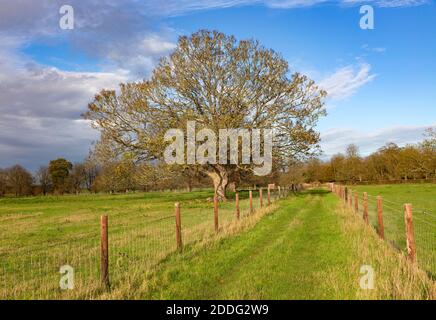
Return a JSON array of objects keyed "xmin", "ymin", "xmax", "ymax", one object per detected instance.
[
  {"xmin": 354, "ymin": 192, "xmax": 358, "ymax": 213},
  {"xmin": 249, "ymin": 190, "xmax": 253, "ymax": 214},
  {"xmin": 267, "ymin": 186, "xmax": 271, "ymax": 205},
  {"xmin": 175, "ymin": 202, "xmax": 182, "ymax": 251},
  {"xmin": 259, "ymin": 188, "xmax": 263, "ymax": 208},
  {"xmin": 363, "ymin": 192, "xmax": 368, "ymax": 224},
  {"xmin": 100, "ymin": 215, "xmax": 109, "ymax": 288},
  {"xmin": 278, "ymin": 186, "xmax": 281, "ymax": 198},
  {"xmin": 404, "ymin": 204, "xmax": 416, "ymax": 263},
  {"xmin": 377, "ymin": 196, "xmax": 384, "ymax": 240},
  {"xmin": 235, "ymin": 193, "xmax": 240, "ymax": 220},
  {"xmin": 214, "ymin": 195, "xmax": 219, "ymax": 233}
]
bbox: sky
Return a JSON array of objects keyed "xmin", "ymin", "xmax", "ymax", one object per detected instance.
[{"xmin": 0, "ymin": 0, "xmax": 435, "ymax": 171}]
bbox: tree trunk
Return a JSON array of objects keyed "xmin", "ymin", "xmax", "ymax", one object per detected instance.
[
  {"xmin": 228, "ymin": 182, "xmax": 236, "ymax": 193},
  {"xmin": 207, "ymin": 165, "xmax": 229, "ymax": 201},
  {"xmin": 187, "ymin": 180, "xmax": 193, "ymax": 192}
]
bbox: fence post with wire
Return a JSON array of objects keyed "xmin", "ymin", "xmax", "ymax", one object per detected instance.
[{"xmin": 333, "ymin": 185, "xmax": 435, "ymax": 275}]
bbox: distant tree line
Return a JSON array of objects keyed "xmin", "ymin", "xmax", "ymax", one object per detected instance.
[
  {"xmin": 0, "ymin": 150, "xmax": 282, "ymax": 197},
  {"xmin": 0, "ymin": 165, "xmax": 33, "ymax": 197},
  {"xmin": 1, "ymin": 128, "xmax": 434, "ymax": 197},
  {"xmin": 301, "ymin": 128, "xmax": 436, "ymax": 184},
  {"xmin": 0, "ymin": 153, "xmax": 100, "ymax": 197}
]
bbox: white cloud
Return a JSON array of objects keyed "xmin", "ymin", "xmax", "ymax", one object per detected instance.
[
  {"xmin": 0, "ymin": 1, "xmax": 178, "ymax": 77},
  {"xmin": 0, "ymin": 61, "xmax": 128, "ymax": 119},
  {"xmin": 0, "ymin": 43, "xmax": 128, "ymax": 170},
  {"xmin": 319, "ymin": 63, "xmax": 376, "ymax": 101},
  {"xmin": 0, "ymin": 0, "xmax": 431, "ymax": 170},
  {"xmin": 0, "ymin": 0, "xmax": 427, "ymax": 76},
  {"xmin": 265, "ymin": 0, "xmax": 327, "ymax": 8},
  {"xmin": 341, "ymin": 0, "xmax": 430, "ymax": 8},
  {"xmin": 102, "ymin": 33, "xmax": 177, "ymax": 77},
  {"xmin": 143, "ymin": 0, "xmax": 430, "ymax": 15},
  {"xmin": 0, "ymin": 0, "xmax": 429, "ymax": 33},
  {"xmin": 141, "ymin": 36, "xmax": 177, "ymax": 55},
  {"xmin": 320, "ymin": 124, "xmax": 433, "ymax": 158}
]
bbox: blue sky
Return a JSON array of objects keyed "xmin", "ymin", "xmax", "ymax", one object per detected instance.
[{"xmin": 0, "ymin": 0, "xmax": 435, "ymax": 170}]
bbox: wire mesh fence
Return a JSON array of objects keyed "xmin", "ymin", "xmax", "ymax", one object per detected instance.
[
  {"xmin": 409, "ymin": 209, "xmax": 436, "ymax": 274},
  {"xmin": 0, "ymin": 186, "xmax": 290, "ymax": 299},
  {"xmin": 330, "ymin": 183, "xmax": 435, "ymax": 278}
]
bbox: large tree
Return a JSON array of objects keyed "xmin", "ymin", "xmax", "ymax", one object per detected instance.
[
  {"xmin": 85, "ymin": 30, "xmax": 326, "ymax": 200},
  {"xmin": 48, "ymin": 158, "xmax": 73, "ymax": 194}
]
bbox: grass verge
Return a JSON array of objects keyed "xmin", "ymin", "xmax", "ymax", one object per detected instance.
[{"xmin": 138, "ymin": 189, "xmax": 434, "ymax": 300}]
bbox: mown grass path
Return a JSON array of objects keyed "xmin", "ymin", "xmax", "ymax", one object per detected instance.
[{"xmin": 143, "ymin": 189, "xmax": 433, "ymax": 300}]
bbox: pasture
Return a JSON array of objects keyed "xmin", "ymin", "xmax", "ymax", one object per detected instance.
[
  {"xmin": 349, "ymin": 184, "xmax": 436, "ymax": 276},
  {"xmin": 143, "ymin": 190, "xmax": 433, "ymax": 299},
  {"xmin": 0, "ymin": 184, "xmax": 434, "ymax": 299},
  {"xmin": 0, "ymin": 188, "xmax": 269, "ymax": 299}
]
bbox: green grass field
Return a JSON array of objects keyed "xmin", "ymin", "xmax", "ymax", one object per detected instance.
[
  {"xmin": 143, "ymin": 190, "xmax": 433, "ymax": 299},
  {"xmin": 348, "ymin": 184, "xmax": 435, "ymax": 276},
  {"xmin": 0, "ymin": 189, "xmax": 269, "ymax": 299},
  {"xmin": 0, "ymin": 185, "xmax": 434, "ymax": 299}
]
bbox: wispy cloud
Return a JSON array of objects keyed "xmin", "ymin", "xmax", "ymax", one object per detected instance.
[
  {"xmin": 341, "ymin": 0, "xmax": 430, "ymax": 8},
  {"xmin": 0, "ymin": 0, "xmax": 428, "ymax": 76},
  {"xmin": 319, "ymin": 63, "xmax": 376, "ymax": 101},
  {"xmin": 143, "ymin": 0, "xmax": 430, "ymax": 15},
  {"xmin": 320, "ymin": 124, "xmax": 433, "ymax": 158}
]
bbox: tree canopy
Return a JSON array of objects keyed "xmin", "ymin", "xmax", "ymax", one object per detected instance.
[
  {"xmin": 85, "ymin": 30, "xmax": 326, "ymax": 199},
  {"xmin": 48, "ymin": 158, "xmax": 73, "ymax": 194}
]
